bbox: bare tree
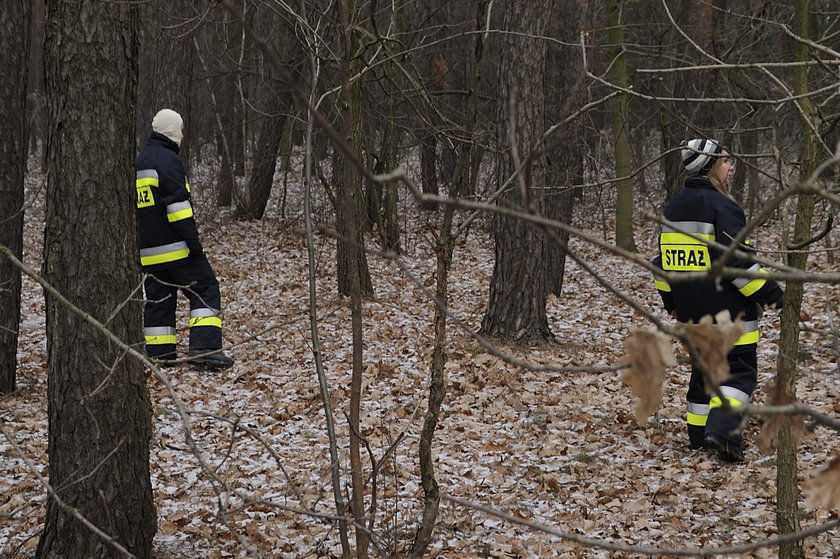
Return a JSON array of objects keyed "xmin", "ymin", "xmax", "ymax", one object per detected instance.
[
  {"xmin": 480, "ymin": 0, "xmax": 554, "ymax": 341},
  {"xmin": 0, "ymin": 0, "xmax": 32, "ymax": 395},
  {"xmin": 37, "ymin": 1, "xmax": 155, "ymax": 556}
]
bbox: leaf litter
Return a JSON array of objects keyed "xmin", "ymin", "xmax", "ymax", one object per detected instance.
[{"xmin": 1, "ymin": 164, "xmax": 838, "ymax": 558}]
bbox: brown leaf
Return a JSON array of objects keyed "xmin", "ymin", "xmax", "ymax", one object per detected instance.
[
  {"xmin": 683, "ymin": 310, "xmax": 744, "ymax": 392},
  {"xmin": 805, "ymin": 457, "xmax": 840, "ymax": 510},
  {"xmin": 756, "ymin": 382, "xmax": 804, "ymax": 455},
  {"xmin": 621, "ymin": 328, "xmax": 676, "ymax": 424}
]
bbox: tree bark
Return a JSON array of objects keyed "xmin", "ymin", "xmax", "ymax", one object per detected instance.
[
  {"xmin": 480, "ymin": 0, "xmax": 553, "ymax": 342},
  {"xmin": 0, "ymin": 0, "xmax": 32, "ymax": 395},
  {"xmin": 775, "ymin": 2, "xmax": 815, "ymax": 558},
  {"xmin": 38, "ymin": 1, "xmax": 156, "ymax": 557},
  {"xmin": 607, "ymin": 0, "xmax": 637, "ymax": 253}
]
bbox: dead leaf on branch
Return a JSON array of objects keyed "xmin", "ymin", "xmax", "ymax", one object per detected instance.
[
  {"xmin": 805, "ymin": 456, "xmax": 840, "ymax": 510},
  {"xmin": 683, "ymin": 310, "xmax": 744, "ymax": 393},
  {"xmin": 756, "ymin": 382, "xmax": 804, "ymax": 455},
  {"xmin": 621, "ymin": 328, "xmax": 676, "ymax": 424}
]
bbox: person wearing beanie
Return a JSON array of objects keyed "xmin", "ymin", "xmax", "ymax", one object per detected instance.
[
  {"xmin": 650, "ymin": 139, "xmax": 783, "ymax": 462},
  {"xmin": 134, "ymin": 109, "xmax": 234, "ymax": 371}
]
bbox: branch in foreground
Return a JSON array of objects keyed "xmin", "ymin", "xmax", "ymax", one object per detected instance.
[{"xmin": 443, "ymin": 494, "xmax": 840, "ymax": 557}]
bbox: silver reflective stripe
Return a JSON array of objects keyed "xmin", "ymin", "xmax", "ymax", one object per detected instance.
[
  {"xmin": 166, "ymin": 200, "xmax": 192, "ymax": 214},
  {"xmin": 140, "ymin": 241, "xmax": 189, "ymax": 257},
  {"xmin": 720, "ymin": 386, "xmax": 750, "ymax": 405},
  {"xmin": 191, "ymin": 308, "xmax": 219, "ymax": 318},
  {"xmin": 144, "ymin": 326, "xmax": 176, "ymax": 337},
  {"xmin": 687, "ymin": 402, "xmax": 710, "ymax": 415},
  {"xmin": 742, "ymin": 320, "xmax": 758, "ymax": 334},
  {"xmin": 731, "ymin": 263, "xmax": 762, "ymax": 288},
  {"xmin": 662, "ymin": 221, "xmax": 715, "ymax": 235},
  {"xmin": 137, "ymin": 169, "xmax": 159, "ymax": 180}
]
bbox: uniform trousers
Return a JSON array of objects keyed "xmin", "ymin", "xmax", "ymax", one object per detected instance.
[{"xmin": 143, "ymin": 254, "xmax": 223, "ymax": 359}]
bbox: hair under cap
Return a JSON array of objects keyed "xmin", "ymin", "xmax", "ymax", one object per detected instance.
[
  {"xmin": 681, "ymin": 138, "xmax": 722, "ymax": 175},
  {"xmin": 152, "ymin": 109, "xmax": 183, "ymax": 145}
]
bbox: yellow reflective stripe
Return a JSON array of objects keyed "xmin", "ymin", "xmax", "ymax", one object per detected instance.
[
  {"xmin": 654, "ymin": 279, "xmax": 671, "ymax": 292},
  {"xmin": 709, "ymin": 396, "xmax": 744, "ymax": 410},
  {"xmin": 738, "ymin": 277, "xmax": 767, "ymax": 297},
  {"xmin": 189, "ymin": 316, "xmax": 222, "ymax": 328},
  {"xmin": 140, "ymin": 248, "xmax": 190, "ymax": 266},
  {"xmin": 660, "ymin": 232, "xmax": 714, "ymax": 245},
  {"xmin": 734, "ymin": 330, "xmax": 759, "ymax": 345},
  {"xmin": 185, "ymin": 181, "xmax": 191, "ymax": 193},
  {"xmin": 136, "ymin": 177, "xmax": 159, "ymax": 188},
  {"xmin": 686, "ymin": 412, "xmax": 708, "ymax": 426},
  {"xmin": 145, "ymin": 334, "xmax": 177, "ymax": 345},
  {"xmin": 167, "ymin": 207, "xmax": 194, "ymax": 222}
]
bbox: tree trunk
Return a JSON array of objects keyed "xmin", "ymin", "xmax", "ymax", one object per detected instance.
[
  {"xmin": 775, "ymin": 2, "xmax": 815, "ymax": 558},
  {"xmin": 0, "ymin": 0, "xmax": 32, "ymax": 395},
  {"xmin": 237, "ymin": 86, "xmax": 294, "ymax": 219},
  {"xmin": 38, "ymin": 2, "xmax": 155, "ymax": 557},
  {"xmin": 479, "ymin": 0, "xmax": 553, "ymax": 342},
  {"xmin": 544, "ymin": 0, "xmax": 585, "ymax": 297},
  {"xmin": 607, "ymin": 0, "xmax": 637, "ymax": 252}
]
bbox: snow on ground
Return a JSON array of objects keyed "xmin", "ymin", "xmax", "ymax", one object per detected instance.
[{"xmin": 1, "ymin": 162, "xmax": 838, "ymax": 558}]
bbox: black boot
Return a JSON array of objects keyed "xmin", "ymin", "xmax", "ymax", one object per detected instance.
[
  {"xmin": 188, "ymin": 349, "xmax": 234, "ymax": 371},
  {"xmin": 703, "ymin": 433, "xmax": 744, "ymax": 463}
]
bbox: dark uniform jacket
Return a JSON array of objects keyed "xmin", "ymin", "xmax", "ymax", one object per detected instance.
[
  {"xmin": 652, "ymin": 175, "xmax": 783, "ymax": 346},
  {"xmin": 135, "ymin": 132, "xmax": 202, "ymax": 271}
]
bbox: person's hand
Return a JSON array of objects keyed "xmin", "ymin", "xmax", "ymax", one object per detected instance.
[{"xmin": 773, "ymin": 293, "xmax": 784, "ymax": 310}]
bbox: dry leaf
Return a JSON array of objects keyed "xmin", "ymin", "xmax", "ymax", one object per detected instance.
[
  {"xmin": 683, "ymin": 310, "xmax": 744, "ymax": 392},
  {"xmin": 805, "ymin": 457, "xmax": 840, "ymax": 510},
  {"xmin": 756, "ymin": 382, "xmax": 804, "ymax": 455},
  {"xmin": 621, "ymin": 327, "xmax": 676, "ymax": 424}
]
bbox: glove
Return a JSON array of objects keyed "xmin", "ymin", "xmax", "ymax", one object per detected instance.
[
  {"xmin": 186, "ymin": 238, "xmax": 204, "ymax": 257},
  {"xmin": 773, "ymin": 293, "xmax": 784, "ymax": 310}
]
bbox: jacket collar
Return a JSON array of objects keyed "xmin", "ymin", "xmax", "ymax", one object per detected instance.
[
  {"xmin": 148, "ymin": 131, "xmax": 180, "ymax": 154},
  {"xmin": 684, "ymin": 174, "xmax": 713, "ymax": 189}
]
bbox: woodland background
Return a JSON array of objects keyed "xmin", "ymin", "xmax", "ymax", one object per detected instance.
[{"xmin": 0, "ymin": 0, "xmax": 839, "ymax": 558}]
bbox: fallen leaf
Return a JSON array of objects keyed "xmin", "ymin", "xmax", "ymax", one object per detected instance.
[
  {"xmin": 683, "ymin": 310, "xmax": 743, "ymax": 392},
  {"xmin": 805, "ymin": 457, "xmax": 840, "ymax": 510},
  {"xmin": 756, "ymin": 382, "xmax": 804, "ymax": 455},
  {"xmin": 620, "ymin": 327, "xmax": 676, "ymax": 424}
]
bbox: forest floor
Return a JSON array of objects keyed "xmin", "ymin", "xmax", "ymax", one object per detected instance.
[{"xmin": 1, "ymin": 162, "xmax": 839, "ymax": 558}]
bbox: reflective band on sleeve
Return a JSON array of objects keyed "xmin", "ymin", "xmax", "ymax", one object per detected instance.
[
  {"xmin": 166, "ymin": 201, "xmax": 194, "ymax": 222},
  {"xmin": 139, "ymin": 241, "xmax": 190, "ymax": 266},
  {"xmin": 654, "ymin": 279, "xmax": 672, "ymax": 292},
  {"xmin": 185, "ymin": 177, "xmax": 191, "ymax": 193},
  {"xmin": 731, "ymin": 264, "xmax": 767, "ymax": 296},
  {"xmin": 144, "ymin": 326, "xmax": 176, "ymax": 345},
  {"xmin": 136, "ymin": 169, "xmax": 160, "ymax": 188}
]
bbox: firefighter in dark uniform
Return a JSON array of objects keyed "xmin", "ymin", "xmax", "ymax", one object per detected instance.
[
  {"xmin": 652, "ymin": 139, "xmax": 783, "ymax": 462},
  {"xmin": 135, "ymin": 109, "xmax": 234, "ymax": 370}
]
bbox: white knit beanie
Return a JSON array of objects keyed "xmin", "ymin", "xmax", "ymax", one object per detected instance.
[
  {"xmin": 152, "ymin": 109, "xmax": 184, "ymax": 145},
  {"xmin": 681, "ymin": 138, "xmax": 723, "ymax": 175}
]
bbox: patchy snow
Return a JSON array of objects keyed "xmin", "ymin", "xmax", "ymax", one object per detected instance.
[{"xmin": 1, "ymin": 161, "xmax": 838, "ymax": 558}]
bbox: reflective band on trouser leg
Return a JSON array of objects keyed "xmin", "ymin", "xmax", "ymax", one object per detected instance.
[
  {"xmin": 144, "ymin": 326, "xmax": 177, "ymax": 345},
  {"xmin": 709, "ymin": 386, "xmax": 750, "ymax": 410},
  {"xmin": 686, "ymin": 402, "xmax": 710, "ymax": 427},
  {"xmin": 734, "ymin": 320, "xmax": 759, "ymax": 346},
  {"xmin": 189, "ymin": 308, "xmax": 222, "ymax": 329}
]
